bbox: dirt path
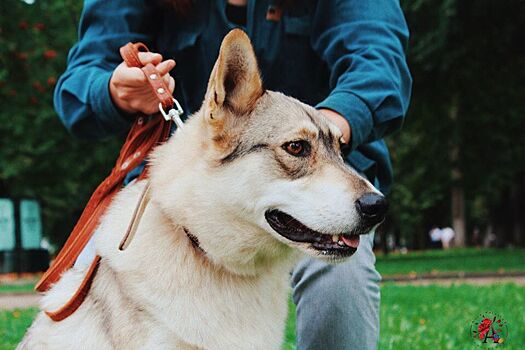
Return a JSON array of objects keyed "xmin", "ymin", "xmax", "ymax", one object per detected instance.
[
  {"xmin": 1, "ymin": 276, "xmax": 524, "ymax": 310},
  {"xmin": 386, "ymin": 276, "xmax": 525, "ymax": 286},
  {"xmin": 0, "ymin": 293, "xmax": 40, "ymax": 310}
]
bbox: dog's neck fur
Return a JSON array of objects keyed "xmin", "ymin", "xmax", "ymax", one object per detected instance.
[{"xmin": 91, "ymin": 180, "xmax": 295, "ymax": 349}]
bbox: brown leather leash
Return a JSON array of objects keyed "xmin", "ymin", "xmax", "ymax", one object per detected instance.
[{"xmin": 36, "ymin": 42, "xmax": 183, "ymax": 322}]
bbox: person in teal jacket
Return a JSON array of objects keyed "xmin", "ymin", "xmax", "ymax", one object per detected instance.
[{"xmin": 55, "ymin": 1, "xmax": 412, "ymax": 348}]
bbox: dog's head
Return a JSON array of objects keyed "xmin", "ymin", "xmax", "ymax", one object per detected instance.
[{"xmin": 150, "ymin": 30, "xmax": 387, "ymax": 274}]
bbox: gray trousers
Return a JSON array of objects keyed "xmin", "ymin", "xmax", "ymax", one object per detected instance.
[{"xmin": 291, "ymin": 233, "xmax": 380, "ymax": 350}]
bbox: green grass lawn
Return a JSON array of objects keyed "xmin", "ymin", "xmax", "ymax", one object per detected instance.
[
  {"xmin": 0, "ymin": 283, "xmax": 35, "ymax": 295},
  {"xmin": 2, "ymin": 284, "xmax": 524, "ymax": 349},
  {"xmin": 375, "ymin": 248, "xmax": 525, "ymax": 276},
  {"xmin": 0, "ymin": 308, "xmax": 38, "ymax": 350},
  {"xmin": 378, "ymin": 283, "xmax": 524, "ymax": 349}
]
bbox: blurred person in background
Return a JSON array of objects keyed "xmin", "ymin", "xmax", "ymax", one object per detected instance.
[{"xmin": 440, "ymin": 227, "xmax": 455, "ymax": 249}]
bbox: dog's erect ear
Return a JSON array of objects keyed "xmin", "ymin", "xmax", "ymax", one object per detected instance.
[{"xmin": 205, "ymin": 29, "xmax": 263, "ymax": 119}]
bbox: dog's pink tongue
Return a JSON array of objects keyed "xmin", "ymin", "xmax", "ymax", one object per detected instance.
[{"xmin": 341, "ymin": 235, "xmax": 360, "ymax": 248}]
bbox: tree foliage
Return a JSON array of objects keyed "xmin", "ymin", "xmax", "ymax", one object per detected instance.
[
  {"xmin": 388, "ymin": 0, "xmax": 525, "ymax": 246},
  {"xmin": 0, "ymin": 0, "xmax": 122, "ymax": 245}
]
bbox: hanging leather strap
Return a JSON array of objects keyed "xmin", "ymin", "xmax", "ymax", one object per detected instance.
[
  {"xmin": 118, "ymin": 182, "xmax": 151, "ymax": 251},
  {"xmin": 45, "ymin": 256, "xmax": 101, "ymax": 321},
  {"xmin": 37, "ymin": 42, "xmax": 176, "ymax": 321}
]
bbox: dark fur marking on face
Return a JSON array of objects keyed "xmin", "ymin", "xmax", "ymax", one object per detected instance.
[
  {"xmin": 303, "ymin": 107, "xmax": 340, "ymax": 160},
  {"xmin": 301, "ymin": 106, "xmax": 336, "ymax": 148},
  {"xmin": 220, "ymin": 143, "xmax": 269, "ymax": 164},
  {"xmin": 318, "ymin": 128, "xmax": 341, "ymax": 161},
  {"xmin": 318, "ymin": 129, "xmax": 333, "ymax": 152},
  {"xmin": 274, "ymin": 156, "xmax": 307, "ymax": 179},
  {"xmin": 302, "ymin": 107, "xmax": 322, "ymax": 130}
]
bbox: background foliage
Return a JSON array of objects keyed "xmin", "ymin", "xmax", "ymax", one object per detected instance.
[
  {"xmin": 0, "ymin": 0, "xmax": 121, "ymax": 245},
  {"xmin": 0, "ymin": 0, "xmax": 524, "ymax": 248},
  {"xmin": 387, "ymin": 0, "xmax": 525, "ymax": 248}
]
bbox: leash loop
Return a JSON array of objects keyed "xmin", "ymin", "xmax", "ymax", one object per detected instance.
[
  {"xmin": 159, "ymin": 98, "xmax": 184, "ymax": 129},
  {"xmin": 159, "ymin": 98, "xmax": 185, "ymax": 129}
]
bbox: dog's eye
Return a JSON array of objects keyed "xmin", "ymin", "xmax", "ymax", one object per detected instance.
[{"xmin": 283, "ymin": 140, "xmax": 310, "ymax": 157}]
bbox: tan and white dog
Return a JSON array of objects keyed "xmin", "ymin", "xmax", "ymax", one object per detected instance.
[{"xmin": 19, "ymin": 29, "xmax": 387, "ymax": 349}]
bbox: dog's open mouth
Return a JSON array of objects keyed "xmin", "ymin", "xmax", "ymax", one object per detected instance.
[{"xmin": 265, "ymin": 210, "xmax": 359, "ymax": 256}]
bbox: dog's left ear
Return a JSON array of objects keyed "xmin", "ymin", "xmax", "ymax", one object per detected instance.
[{"xmin": 205, "ymin": 29, "xmax": 264, "ymax": 120}]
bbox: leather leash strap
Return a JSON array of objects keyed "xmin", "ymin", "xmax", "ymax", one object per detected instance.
[
  {"xmin": 38, "ymin": 42, "xmax": 176, "ymax": 321},
  {"xmin": 118, "ymin": 182, "xmax": 151, "ymax": 251},
  {"xmin": 44, "ymin": 256, "xmax": 101, "ymax": 321}
]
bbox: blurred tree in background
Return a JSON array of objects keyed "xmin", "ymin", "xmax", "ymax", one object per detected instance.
[
  {"xmin": 0, "ymin": 0, "xmax": 122, "ymax": 245},
  {"xmin": 388, "ymin": 0, "xmax": 525, "ymax": 248},
  {"xmin": 0, "ymin": 0, "xmax": 524, "ymax": 250}
]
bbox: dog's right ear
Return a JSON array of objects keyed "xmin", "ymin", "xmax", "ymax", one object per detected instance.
[{"xmin": 204, "ymin": 29, "xmax": 264, "ymax": 124}]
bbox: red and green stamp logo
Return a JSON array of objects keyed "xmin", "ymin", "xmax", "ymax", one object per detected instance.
[{"xmin": 470, "ymin": 311, "xmax": 508, "ymax": 346}]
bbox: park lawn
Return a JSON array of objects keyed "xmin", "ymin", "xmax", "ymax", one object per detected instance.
[
  {"xmin": 0, "ymin": 283, "xmax": 35, "ymax": 295},
  {"xmin": 2, "ymin": 284, "xmax": 524, "ymax": 350},
  {"xmin": 0, "ymin": 308, "xmax": 38, "ymax": 349},
  {"xmin": 375, "ymin": 248, "xmax": 525, "ymax": 276},
  {"xmin": 378, "ymin": 283, "xmax": 525, "ymax": 349}
]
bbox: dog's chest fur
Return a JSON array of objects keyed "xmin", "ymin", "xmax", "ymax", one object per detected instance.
[{"xmin": 20, "ymin": 182, "xmax": 294, "ymax": 350}]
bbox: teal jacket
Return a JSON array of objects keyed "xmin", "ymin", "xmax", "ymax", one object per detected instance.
[{"xmin": 54, "ymin": 0, "xmax": 412, "ymax": 193}]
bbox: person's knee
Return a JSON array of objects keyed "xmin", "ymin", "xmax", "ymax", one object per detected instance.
[
  {"xmin": 292, "ymin": 235, "xmax": 381, "ymax": 304},
  {"xmin": 293, "ymin": 255, "xmax": 380, "ymax": 308},
  {"xmin": 291, "ymin": 235, "xmax": 381, "ymax": 350}
]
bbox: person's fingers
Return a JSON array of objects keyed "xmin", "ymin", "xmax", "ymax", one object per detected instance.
[
  {"xmin": 138, "ymin": 52, "xmax": 163, "ymax": 65},
  {"xmin": 162, "ymin": 72, "xmax": 171, "ymax": 84},
  {"xmin": 168, "ymin": 76, "xmax": 175, "ymax": 93},
  {"xmin": 156, "ymin": 59, "xmax": 176, "ymax": 76},
  {"xmin": 162, "ymin": 73, "xmax": 176, "ymax": 92},
  {"xmin": 126, "ymin": 67, "xmax": 148, "ymax": 82}
]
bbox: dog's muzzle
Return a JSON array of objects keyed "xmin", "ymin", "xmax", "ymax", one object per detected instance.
[{"xmin": 265, "ymin": 210, "xmax": 362, "ymax": 257}]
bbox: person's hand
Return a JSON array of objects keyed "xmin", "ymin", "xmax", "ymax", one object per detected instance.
[
  {"xmin": 318, "ymin": 108, "xmax": 351, "ymax": 145},
  {"xmin": 110, "ymin": 52, "xmax": 176, "ymax": 115}
]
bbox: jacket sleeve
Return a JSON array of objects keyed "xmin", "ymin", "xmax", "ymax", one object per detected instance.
[
  {"xmin": 54, "ymin": 0, "xmax": 156, "ymax": 139},
  {"xmin": 312, "ymin": 0, "xmax": 412, "ymax": 150}
]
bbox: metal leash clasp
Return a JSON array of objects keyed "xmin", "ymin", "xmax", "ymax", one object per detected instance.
[{"xmin": 159, "ymin": 98, "xmax": 185, "ymax": 130}]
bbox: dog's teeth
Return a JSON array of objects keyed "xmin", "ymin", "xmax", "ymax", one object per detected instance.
[
  {"xmin": 331, "ymin": 235, "xmax": 339, "ymax": 242},
  {"xmin": 337, "ymin": 240, "xmax": 345, "ymax": 246}
]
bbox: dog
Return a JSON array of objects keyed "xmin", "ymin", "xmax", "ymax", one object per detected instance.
[{"xmin": 19, "ymin": 29, "xmax": 387, "ymax": 349}]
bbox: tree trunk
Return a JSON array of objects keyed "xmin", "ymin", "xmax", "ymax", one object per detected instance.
[
  {"xmin": 451, "ymin": 186, "xmax": 466, "ymax": 246},
  {"xmin": 449, "ymin": 98, "xmax": 466, "ymax": 247}
]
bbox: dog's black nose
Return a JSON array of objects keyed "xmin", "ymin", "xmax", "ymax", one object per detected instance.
[{"xmin": 355, "ymin": 193, "xmax": 388, "ymax": 225}]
